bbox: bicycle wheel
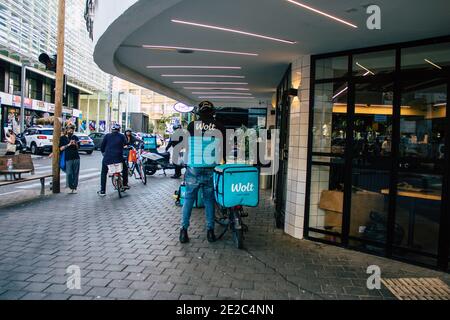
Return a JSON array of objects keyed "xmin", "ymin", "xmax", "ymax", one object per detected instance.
[
  {"xmin": 129, "ymin": 163, "xmax": 135, "ymax": 177},
  {"xmin": 116, "ymin": 175, "xmax": 123, "ymax": 198},
  {"xmin": 230, "ymin": 209, "xmax": 244, "ymax": 249},
  {"xmin": 138, "ymin": 162, "xmax": 147, "ymax": 185}
]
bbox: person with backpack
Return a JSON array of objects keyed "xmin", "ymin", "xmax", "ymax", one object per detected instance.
[{"xmin": 179, "ymin": 101, "xmax": 225, "ymax": 244}]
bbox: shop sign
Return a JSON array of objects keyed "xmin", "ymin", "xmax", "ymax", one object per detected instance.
[
  {"xmin": 32, "ymin": 100, "xmax": 47, "ymax": 112},
  {"xmin": 0, "ymin": 92, "xmax": 13, "ymax": 105},
  {"xmin": 72, "ymin": 109, "xmax": 82, "ymax": 118},
  {"xmin": 63, "ymin": 108, "xmax": 72, "ymax": 115},
  {"xmin": 12, "ymin": 96, "xmax": 32, "ymax": 108},
  {"xmin": 173, "ymin": 102, "xmax": 194, "ymax": 113}
]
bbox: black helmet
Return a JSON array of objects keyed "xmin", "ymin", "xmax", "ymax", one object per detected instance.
[
  {"xmin": 195, "ymin": 101, "xmax": 215, "ymax": 116},
  {"xmin": 112, "ymin": 124, "xmax": 121, "ymax": 132}
]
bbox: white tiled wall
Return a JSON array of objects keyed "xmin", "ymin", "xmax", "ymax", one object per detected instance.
[{"xmin": 285, "ymin": 55, "xmax": 311, "ymax": 239}]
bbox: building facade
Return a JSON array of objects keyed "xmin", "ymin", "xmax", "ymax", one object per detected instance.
[{"xmin": 0, "ymin": 0, "xmax": 109, "ymax": 138}]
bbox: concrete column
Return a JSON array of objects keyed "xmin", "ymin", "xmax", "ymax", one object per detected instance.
[{"xmin": 284, "ymin": 55, "xmax": 311, "ymax": 239}]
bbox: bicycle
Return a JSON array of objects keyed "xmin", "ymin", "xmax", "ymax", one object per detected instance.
[
  {"xmin": 213, "ymin": 164, "xmax": 259, "ymax": 250},
  {"xmin": 128, "ymin": 146, "xmax": 147, "ymax": 185},
  {"xmin": 215, "ymin": 205, "xmax": 249, "ymax": 249},
  {"xmin": 108, "ymin": 162, "xmax": 125, "ymax": 198}
]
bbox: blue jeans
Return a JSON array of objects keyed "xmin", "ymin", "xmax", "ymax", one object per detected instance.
[{"xmin": 182, "ymin": 167, "xmax": 216, "ymax": 231}]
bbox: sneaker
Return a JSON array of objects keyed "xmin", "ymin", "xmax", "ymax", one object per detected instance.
[
  {"xmin": 72, "ymin": 189, "xmax": 78, "ymax": 194},
  {"xmin": 179, "ymin": 228, "xmax": 189, "ymax": 244},
  {"xmin": 123, "ymin": 185, "xmax": 130, "ymax": 190},
  {"xmin": 97, "ymin": 191, "xmax": 106, "ymax": 197},
  {"xmin": 207, "ymin": 229, "xmax": 216, "ymax": 243},
  {"xmin": 68, "ymin": 189, "xmax": 74, "ymax": 194}
]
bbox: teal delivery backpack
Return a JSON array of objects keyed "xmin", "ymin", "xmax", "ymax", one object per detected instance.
[
  {"xmin": 214, "ymin": 164, "xmax": 260, "ymax": 208},
  {"xmin": 176, "ymin": 182, "xmax": 204, "ymax": 208}
]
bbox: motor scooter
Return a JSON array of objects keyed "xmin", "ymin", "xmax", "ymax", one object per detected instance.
[{"xmin": 141, "ymin": 149, "xmax": 184, "ymax": 176}]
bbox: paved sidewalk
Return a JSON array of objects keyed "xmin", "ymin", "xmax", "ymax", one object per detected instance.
[{"xmin": 0, "ymin": 175, "xmax": 448, "ymax": 300}]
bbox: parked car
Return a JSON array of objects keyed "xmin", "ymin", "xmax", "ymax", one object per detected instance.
[
  {"xmin": 75, "ymin": 133, "xmax": 95, "ymax": 154},
  {"xmin": 21, "ymin": 126, "xmax": 54, "ymax": 155},
  {"xmin": 89, "ymin": 132, "xmax": 106, "ymax": 150}
]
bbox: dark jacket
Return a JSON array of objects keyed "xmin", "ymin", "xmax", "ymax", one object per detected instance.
[
  {"xmin": 101, "ymin": 132, "xmax": 127, "ymax": 165},
  {"xmin": 186, "ymin": 116, "xmax": 226, "ymax": 167}
]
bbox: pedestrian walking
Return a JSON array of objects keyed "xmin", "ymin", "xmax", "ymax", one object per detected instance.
[
  {"xmin": 60, "ymin": 125, "xmax": 80, "ymax": 194},
  {"xmin": 5, "ymin": 129, "xmax": 17, "ymax": 156},
  {"xmin": 165, "ymin": 124, "xmax": 184, "ymax": 179}
]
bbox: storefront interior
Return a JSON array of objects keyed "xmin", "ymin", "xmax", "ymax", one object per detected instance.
[{"xmin": 306, "ymin": 38, "xmax": 450, "ymax": 270}]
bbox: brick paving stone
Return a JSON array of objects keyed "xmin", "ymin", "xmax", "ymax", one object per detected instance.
[
  {"xmin": 87, "ymin": 287, "xmax": 114, "ymax": 298},
  {"xmin": 218, "ymin": 288, "xmax": 242, "ymax": 299},
  {"xmin": 153, "ymin": 292, "xmax": 181, "ymax": 300},
  {"xmin": 43, "ymin": 293, "xmax": 71, "ymax": 300},
  {"xmin": 108, "ymin": 288, "xmax": 135, "ymax": 299},
  {"xmin": 0, "ymin": 290, "xmax": 27, "ymax": 300},
  {"xmin": 129, "ymin": 281, "xmax": 154, "ymax": 290},
  {"xmin": 130, "ymin": 290, "xmax": 158, "ymax": 300},
  {"xmin": 151, "ymin": 282, "xmax": 175, "ymax": 292},
  {"xmin": 108, "ymin": 279, "xmax": 133, "ymax": 289},
  {"xmin": 20, "ymin": 292, "xmax": 48, "ymax": 300},
  {"xmin": 87, "ymin": 278, "xmax": 112, "ymax": 287},
  {"xmin": 24, "ymin": 282, "xmax": 52, "ymax": 292}
]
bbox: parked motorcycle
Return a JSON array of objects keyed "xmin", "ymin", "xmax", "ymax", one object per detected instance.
[{"xmin": 141, "ymin": 149, "xmax": 185, "ymax": 176}]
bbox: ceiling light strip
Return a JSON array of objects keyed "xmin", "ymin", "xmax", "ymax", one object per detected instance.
[
  {"xmin": 174, "ymin": 81, "xmax": 248, "ymax": 85},
  {"xmin": 192, "ymin": 92, "xmax": 252, "ymax": 95},
  {"xmin": 171, "ymin": 19, "xmax": 296, "ymax": 44},
  {"xmin": 143, "ymin": 45, "xmax": 258, "ymax": 56},
  {"xmin": 147, "ymin": 66, "xmax": 242, "ymax": 69},
  {"xmin": 184, "ymin": 87, "xmax": 250, "ymax": 91},
  {"xmin": 198, "ymin": 96, "xmax": 256, "ymax": 99},
  {"xmin": 286, "ymin": 0, "xmax": 358, "ymax": 28},
  {"xmin": 356, "ymin": 62, "xmax": 375, "ymax": 75},
  {"xmin": 162, "ymin": 75, "xmax": 245, "ymax": 78},
  {"xmin": 424, "ymin": 59, "xmax": 442, "ymax": 70}
]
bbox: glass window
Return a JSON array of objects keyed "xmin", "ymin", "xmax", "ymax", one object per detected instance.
[
  {"xmin": 402, "ymin": 43, "xmax": 450, "ymax": 71},
  {"xmin": 309, "ymin": 160, "xmax": 345, "ymax": 242},
  {"xmin": 312, "ymin": 82, "xmax": 348, "ymax": 155},
  {"xmin": 315, "ymin": 56, "xmax": 348, "ymax": 80},
  {"xmin": 9, "ymin": 70, "xmax": 20, "ymax": 94},
  {"xmin": 353, "ymin": 50, "xmax": 396, "ymax": 77}
]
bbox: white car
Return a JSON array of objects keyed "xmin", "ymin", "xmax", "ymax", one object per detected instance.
[{"xmin": 22, "ymin": 126, "xmax": 54, "ymax": 155}]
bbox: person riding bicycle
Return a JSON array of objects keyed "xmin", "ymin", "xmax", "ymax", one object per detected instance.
[
  {"xmin": 165, "ymin": 124, "xmax": 184, "ymax": 179},
  {"xmin": 179, "ymin": 101, "xmax": 225, "ymax": 244},
  {"xmin": 98, "ymin": 124, "xmax": 129, "ymax": 196}
]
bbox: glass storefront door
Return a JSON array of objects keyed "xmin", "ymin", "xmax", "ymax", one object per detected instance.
[
  {"xmin": 307, "ymin": 39, "xmax": 450, "ymax": 270},
  {"xmin": 349, "ymin": 80, "xmax": 394, "ymax": 253}
]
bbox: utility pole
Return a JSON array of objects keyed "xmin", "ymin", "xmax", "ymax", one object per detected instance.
[
  {"xmin": 52, "ymin": 0, "xmax": 66, "ymax": 194},
  {"xmin": 19, "ymin": 64, "xmax": 29, "ymax": 133}
]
